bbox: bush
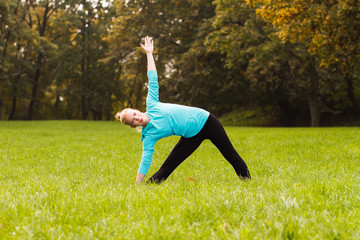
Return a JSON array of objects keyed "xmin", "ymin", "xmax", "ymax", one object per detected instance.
[{"xmin": 219, "ymin": 106, "xmax": 277, "ymax": 126}]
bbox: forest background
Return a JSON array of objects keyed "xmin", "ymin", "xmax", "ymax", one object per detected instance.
[{"xmin": 0, "ymin": 0, "xmax": 359, "ymax": 126}]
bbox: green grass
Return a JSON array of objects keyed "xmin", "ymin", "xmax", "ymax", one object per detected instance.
[{"xmin": 0, "ymin": 121, "xmax": 359, "ymax": 239}]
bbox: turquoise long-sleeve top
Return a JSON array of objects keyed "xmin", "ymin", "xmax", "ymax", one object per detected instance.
[{"xmin": 138, "ymin": 70, "xmax": 210, "ymax": 175}]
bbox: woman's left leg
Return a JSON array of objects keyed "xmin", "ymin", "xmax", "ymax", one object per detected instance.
[{"xmin": 203, "ymin": 114, "xmax": 251, "ymax": 180}]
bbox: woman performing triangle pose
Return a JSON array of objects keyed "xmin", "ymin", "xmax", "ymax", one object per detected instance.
[{"xmin": 115, "ymin": 36, "xmax": 251, "ymax": 184}]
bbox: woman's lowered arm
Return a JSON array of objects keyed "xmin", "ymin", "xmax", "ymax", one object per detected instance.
[
  {"xmin": 140, "ymin": 36, "xmax": 156, "ymax": 72},
  {"xmin": 136, "ymin": 172, "xmax": 145, "ymax": 184}
]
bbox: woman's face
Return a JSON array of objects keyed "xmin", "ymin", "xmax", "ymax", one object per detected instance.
[{"xmin": 124, "ymin": 109, "xmax": 149, "ymax": 127}]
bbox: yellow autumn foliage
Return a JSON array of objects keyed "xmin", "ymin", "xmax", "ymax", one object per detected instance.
[{"xmin": 245, "ymin": 0, "xmax": 360, "ymax": 67}]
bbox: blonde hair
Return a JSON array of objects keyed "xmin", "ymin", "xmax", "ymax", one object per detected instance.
[
  {"xmin": 115, "ymin": 108, "xmax": 143, "ymax": 132},
  {"xmin": 114, "ymin": 108, "xmax": 132, "ymax": 124}
]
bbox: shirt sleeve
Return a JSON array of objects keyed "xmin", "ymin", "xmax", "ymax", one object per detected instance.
[
  {"xmin": 138, "ymin": 136, "xmax": 157, "ymax": 175},
  {"xmin": 146, "ymin": 70, "xmax": 159, "ymax": 108}
]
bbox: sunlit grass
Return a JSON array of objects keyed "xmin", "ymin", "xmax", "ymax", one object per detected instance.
[{"xmin": 0, "ymin": 121, "xmax": 359, "ymax": 239}]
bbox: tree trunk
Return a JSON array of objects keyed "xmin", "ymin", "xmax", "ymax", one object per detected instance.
[
  {"xmin": 8, "ymin": 86, "xmax": 18, "ymax": 120},
  {"xmin": 28, "ymin": 54, "xmax": 42, "ymax": 120},
  {"xmin": 81, "ymin": 96, "xmax": 88, "ymax": 120},
  {"xmin": 54, "ymin": 95, "xmax": 60, "ymax": 109},
  {"xmin": 54, "ymin": 94, "xmax": 60, "ymax": 119},
  {"xmin": 66, "ymin": 92, "xmax": 72, "ymax": 119},
  {"xmin": 9, "ymin": 43, "xmax": 27, "ymax": 120},
  {"xmin": 105, "ymin": 92, "xmax": 112, "ymax": 121},
  {"xmin": 27, "ymin": 3, "xmax": 50, "ymax": 120},
  {"xmin": 309, "ymin": 93, "xmax": 319, "ymax": 127},
  {"xmin": 98, "ymin": 107, "xmax": 102, "ymax": 120},
  {"xmin": 0, "ymin": 88, "xmax": 3, "ymax": 120},
  {"xmin": 80, "ymin": 51, "xmax": 88, "ymax": 119},
  {"xmin": 80, "ymin": 14, "xmax": 89, "ymax": 120},
  {"xmin": 345, "ymin": 74, "xmax": 359, "ymax": 113},
  {"xmin": 308, "ymin": 66, "xmax": 320, "ymax": 127}
]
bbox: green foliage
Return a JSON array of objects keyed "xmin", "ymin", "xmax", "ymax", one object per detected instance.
[
  {"xmin": 0, "ymin": 121, "xmax": 360, "ymax": 238},
  {"xmin": 246, "ymin": 0, "xmax": 360, "ymax": 112},
  {"xmin": 219, "ymin": 106, "xmax": 277, "ymax": 126},
  {"xmin": 108, "ymin": 0, "xmax": 218, "ymax": 111},
  {"xmin": 206, "ymin": 0, "xmax": 321, "ymax": 124},
  {"xmin": 0, "ymin": 0, "xmax": 120, "ymax": 120},
  {"xmin": 0, "ymin": 0, "xmax": 359, "ymax": 125}
]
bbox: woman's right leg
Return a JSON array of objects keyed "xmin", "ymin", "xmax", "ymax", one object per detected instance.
[{"xmin": 147, "ymin": 135, "xmax": 204, "ymax": 183}]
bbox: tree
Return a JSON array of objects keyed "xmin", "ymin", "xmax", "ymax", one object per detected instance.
[
  {"xmin": 0, "ymin": 0, "xmax": 13, "ymax": 120},
  {"xmin": 108, "ymin": 0, "xmax": 218, "ymax": 112},
  {"xmin": 245, "ymin": 0, "xmax": 360, "ymax": 113},
  {"xmin": 206, "ymin": 0, "xmax": 324, "ymax": 125},
  {"xmin": 166, "ymin": 19, "xmax": 239, "ymax": 116},
  {"xmin": 0, "ymin": 0, "xmax": 40, "ymax": 120},
  {"xmin": 49, "ymin": 0, "xmax": 118, "ymax": 120},
  {"xmin": 0, "ymin": 0, "xmax": 21, "ymax": 120},
  {"xmin": 22, "ymin": 0, "xmax": 64, "ymax": 120}
]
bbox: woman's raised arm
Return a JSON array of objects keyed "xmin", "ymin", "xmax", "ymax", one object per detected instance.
[
  {"xmin": 140, "ymin": 36, "xmax": 156, "ymax": 72},
  {"xmin": 141, "ymin": 36, "xmax": 159, "ymax": 106}
]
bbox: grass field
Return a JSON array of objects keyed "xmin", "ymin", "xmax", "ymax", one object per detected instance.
[{"xmin": 0, "ymin": 121, "xmax": 359, "ymax": 239}]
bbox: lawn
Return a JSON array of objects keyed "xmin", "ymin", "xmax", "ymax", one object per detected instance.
[{"xmin": 0, "ymin": 121, "xmax": 359, "ymax": 239}]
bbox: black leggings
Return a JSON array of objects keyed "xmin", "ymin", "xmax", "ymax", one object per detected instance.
[{"xmin": 147, "ymin": 114, "xmax": 251, "ymax": 183}]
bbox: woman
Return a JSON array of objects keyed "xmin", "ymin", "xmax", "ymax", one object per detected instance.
[{"xmin": 115, "ymin": 36, "xmax": 251, "ymax": 184}]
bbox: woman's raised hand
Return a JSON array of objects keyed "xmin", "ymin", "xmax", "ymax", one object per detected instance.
[
  {"xmin": 140, "ymin": 36, "xmax": 154, "ymax": 53},
  {"xmin": 141, "ymin": 36, "xmax": 156, "ymax": 71}
]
